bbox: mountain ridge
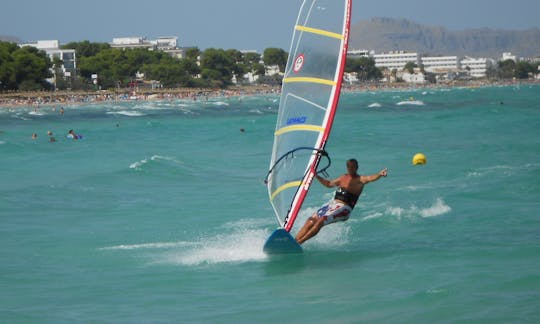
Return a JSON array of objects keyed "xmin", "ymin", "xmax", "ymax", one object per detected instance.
[{"xmin": 349, "ymin": 17, "xmax": 540, "ymax": 58}]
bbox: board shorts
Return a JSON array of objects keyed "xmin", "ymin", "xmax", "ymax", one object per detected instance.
[{"xmin": 316, "ymin": 199, "xmax": 352, "ymax": 226}]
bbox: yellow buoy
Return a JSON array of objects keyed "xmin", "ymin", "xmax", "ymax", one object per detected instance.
[{"xmin": 412, "ymin": 153, "xmax": 427, "ymax": 165}]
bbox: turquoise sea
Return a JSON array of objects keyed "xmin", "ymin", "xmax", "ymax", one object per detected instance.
[{"xmin": 1, "ymin": 85, "xmax": 539, "ymax": 322}]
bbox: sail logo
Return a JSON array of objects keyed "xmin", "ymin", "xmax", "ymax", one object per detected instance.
[
  {"xmin": 293, "ymin": 54, "xmax": 305, "ymax": 73},
  {"xmin": 286, "ymin": 116, "xmax": 307, "ymax": 125},
  {"xmin": 303, "ymin": 171, "xmax": 315, "ymax": 191}
]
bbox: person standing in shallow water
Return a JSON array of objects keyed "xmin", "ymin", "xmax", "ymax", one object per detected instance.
[{"xmin": 295, "ymin": 159, "xmax": 388, "ymax": 245}]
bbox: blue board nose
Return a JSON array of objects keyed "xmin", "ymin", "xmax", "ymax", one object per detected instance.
[{"xmin": 263, "ymin": 228, "xmax": 303, "ymax": 254}]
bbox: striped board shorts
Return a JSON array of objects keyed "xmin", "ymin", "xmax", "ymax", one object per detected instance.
[{"xmin": 316, "ymin": 199, "xmax": 352, "ymax": 225}]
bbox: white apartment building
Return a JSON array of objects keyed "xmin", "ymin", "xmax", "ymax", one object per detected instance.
[
  {"xmin": 373, "ymin": 51, "xmax": 419, "ymax": 71},
  {"xmin": 347, "ymin": 49, "xmax": 373, "ymax": 59},
  {"xmin": 111, "ymin": 37, "xmax": 155, "ymax": 50},
  {"xmin": 401, "ymin": 72, "xmax": 426, "ymax": 84},
  {"xmin": 501, "ymin": 52, "xmax": 517, "ymax": 62},
  {"xmin": 155, "ymin": 37, "xmax": 178, "ymax": 50},
  {"xmin": 460, "ymin": 57, "xmax": 493, "ymax": 78},
  {"xmin": 19, "ymin": 40, "xmax": 76, "ymax": 79},
  {"xmin": 421, "ymin": 56, "xmax": 460, "ymax": 73},
  {"xmin": 111, "ymin": 36, "xmax": 186, "ymax": 58}
]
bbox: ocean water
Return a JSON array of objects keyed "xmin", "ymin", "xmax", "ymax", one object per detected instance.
[{"xmin": 1, "ymin": 85, "xmax": 539, "ymax": 323}]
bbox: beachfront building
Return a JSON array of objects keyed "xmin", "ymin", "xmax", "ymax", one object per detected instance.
[
  {"xmin": 460, "ymin": 57, "xmax": 494, "ymax": 78},
  {"xmin": 401, "ymin": 71, "xmax": 426, "ymax": 84},
  {"xmin": 111, "ymin": 37, "xmax": 155, "ymax": 50},
  {"xmin": 155, "ymin": 37, "xmax": 177, "ymax": 50},
  {"xmin": 343, "ymin": 72, "xmax": 359, "ymax": 84},
  {"xmin": 373, "ymin": 51, "xmax": 419, "ymax": 71},
  {"xmin": 347, "ymin": 49, "xmax": 373, "ymax": 59},
  {"xmin": 501, "ymin": 52, "xmax": 517, "ymax": 62},
  {"xmin": 421, "ymin": 56, "xmax": 460, "ymax": 73},
  {"xmin": 111, "ymin": 36, "xmax": 185, "ymax": 58},
  {"xmin": 265, "ymin": 65, "xmax": 282, "ymax": 77},
  {"xmin": 155, "ymin": 37, "xmax": 185, "ymax": 59},
  {"xmin": 19, "ymin": 40, "xmax": 76, "ymax": 86}
]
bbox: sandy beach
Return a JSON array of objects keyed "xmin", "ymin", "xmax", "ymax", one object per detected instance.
[
  {"xmin": 1, "ymin": 79, "xmax": 537, "ymax": 109},
  {"xmin": 0, "ymin": 85, "xmax": 280, "ymax": 109}
]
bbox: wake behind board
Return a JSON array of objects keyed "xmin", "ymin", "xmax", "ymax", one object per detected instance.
[{"xmin": 263, "ymin": 228, "xmax": 303, "ymax": 254}]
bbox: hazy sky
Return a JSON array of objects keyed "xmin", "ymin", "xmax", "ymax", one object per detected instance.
[{"xmin": 2, "ymin": 0, "xmax": 539, "ymax": 51}]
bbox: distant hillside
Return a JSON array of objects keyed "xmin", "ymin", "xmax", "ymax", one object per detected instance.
[{"xmin": 349, "ymin": 17, "xmax": 540, "ymax": 58}]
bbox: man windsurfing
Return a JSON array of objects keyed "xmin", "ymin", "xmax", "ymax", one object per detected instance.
[{"xmin": 295, "ymin": 159, "xmax": 388, "ymax": 244}]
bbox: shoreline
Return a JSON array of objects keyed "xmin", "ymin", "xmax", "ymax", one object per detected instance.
[{"xmin": 1, "ymin": 80, "xmax": 538, "ymax": 109}]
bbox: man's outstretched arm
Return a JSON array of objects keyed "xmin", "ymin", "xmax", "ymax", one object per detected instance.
[{"xmin": 361, "ymin": 168, "xmax": 388, "ymax": 184}]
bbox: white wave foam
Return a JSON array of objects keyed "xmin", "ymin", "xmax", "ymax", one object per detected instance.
[
  {"xmin": 13, "ymin": 115, "xmax": 31, "ymax": 120},
  {"xmin": 129, "ymin": 155, "xmax": 178, "ymax": 170},
  {"xmin": 150, "ymin": 228, "xmax": 269, "ymax": 266},
  {"xmin": 396, "ymin": 100, "xmax": 425, "ymax": 106},
  {"xmin": 385, "ymin": 198, "xmax": 451, "ymax": 220},
  {"xmin": 212, "ymin": 101, "xmax": 229, "ymax": 107},
  {"xmin": 28, "ymin": 111, "xmax": 46, "ymax": 116},
  {"xmin": 368, "ymin": 103, "xmax": 382, "ymax": 108},
  {"xmin": 106, "ymin": 110, "xmax": 146, "ymax": 117},
  {"xmin": 129, "ymin": 158, "xmax": 148, "ymax": 170},
  {"xmin": 467, "ymin": 165, "xmax": 514, "ymax": 178},
  {"xmin": 420, "ymin": 198, "xmax": 451, "ymax": 218},
  {"xmin": 0, "ymin": 140, "xmax": 5, "ymax": 145},
  {"xmin": 360, "ymin": 211, "xmax": 385, "ymax": 221},
  {"xmin": 100, "ymin": 241, "xmax": 195, "ymax": 251},
  {"xmin": 100, "ymin": 219, "xmax": 270, "ymax": 266}
]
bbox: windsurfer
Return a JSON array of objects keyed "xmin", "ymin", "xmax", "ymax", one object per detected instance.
[{"xmin": 295, "ymin": 159, "xmax": 387, "ymax": 244}]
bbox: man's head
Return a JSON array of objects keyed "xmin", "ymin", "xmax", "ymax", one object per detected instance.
[{"xmin": 346, "ymin": 159, "xmax": 358, "ymax": 175}]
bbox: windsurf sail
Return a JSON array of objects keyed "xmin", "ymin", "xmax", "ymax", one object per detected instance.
[{"xmin": 266, "ymin": 0, "xmax": 352, "ymax": 233}]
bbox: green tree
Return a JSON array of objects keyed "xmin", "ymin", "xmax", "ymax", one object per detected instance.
[
  {"xmin": 0, "ymin": 41, "xmax": 52, "ymax": 90},
  {"xmin": 200, "ymin": 48, "xmax": 235, "ymax": 88},
  {"xmin": 404, "ymin": 61, "xmax": 417, "ymax": 74},
  {"xmin": 226, "ymin": 49, "xmax": 248, "ymax": 82},
  {"xmin": 263, "ymin": 48, "xmax": 288, "ymax": 72},
  {"xmin": 498, "ymin": 59, "xmax": 516, "ymax": 79},
  {"xmin": 243, "ymin": 52, "xmax": 265, "ymax": 76},
  {"xmin": 62, "ymin": 41, "xmax": 110, "ymax": 58},
  {"xmin": 185, "ymin": 47, "xmax": 201, "ymax": 60},
  {"xmin": 0, "ymin": 41, "xmax": 18, "ymax": 90},
  {"xmin": 515, "ymin": 61, "xmax": 537, "ymax": 79},
  {"xmin": 179, "ymin": 47, "xmax": 201, "ymax": 78},
  {"xmin": 345, "ymin": 56, "xmax": 382, "ymax": 81},
  {"xmin": 13, "ymin": 46, "xmax": 52, "ymax": 90}
]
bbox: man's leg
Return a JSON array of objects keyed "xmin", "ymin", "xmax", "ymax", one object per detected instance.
[
  {"xmin": 296, "ymin": 217, "xmax": 325, "ymax": 244},
  {"xmin": 295, "ymin": 214, "xmax": 316, "ymax": 243}
]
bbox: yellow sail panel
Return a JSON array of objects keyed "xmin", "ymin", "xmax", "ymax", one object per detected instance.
[
  {"xmin": 283, "ymin": 77, "xmax": 336, "ymax": 86},
  {"xmin": 275, "ymin": 124, "xmax": 325, "ymax": 136},
  {"xmin": 295, "ymin": 25, "xmax": 344, "ymax": 40},
  {"xmin": 270, "ymin": 180, "xmax": 303, "ymax": 201}
]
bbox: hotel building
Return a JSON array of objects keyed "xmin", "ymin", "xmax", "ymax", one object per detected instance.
[
  {"xmin": 372, "ymin": 51, "xmax": 419, "ymax": 71},
  {"xmin": 111, "ymin": 36, "xmax": 185, "ymax": 58},
  {"xmin": 460, "ymin": 57, "xmax": 493, "ymax": 78},
  {"xmin": 19, "ymin": 40, "xmax": 76, "ymax": 83},
  {"xmin": 421, "ymin": 56, "xmax": 460, "ymax": 73}
]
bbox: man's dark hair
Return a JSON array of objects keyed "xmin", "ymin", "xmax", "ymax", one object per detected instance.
[{"xmin": 348, "ymin": 159, "xmax": 358, "ymax": 168}]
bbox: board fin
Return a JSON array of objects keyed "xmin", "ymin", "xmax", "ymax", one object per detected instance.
[{"xmin": 263, "ymin": 228, "xmax": 303, "ymax": 254}]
